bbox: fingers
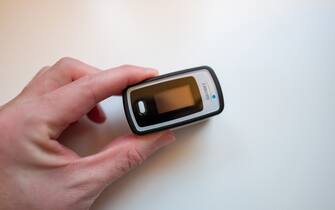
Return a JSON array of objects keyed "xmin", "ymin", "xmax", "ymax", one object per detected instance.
[
  {"xmin": 22, "ymin": 57, "xmax": 101, "ymax": 96},
  {"xmin": 86, "ymin": 104, "xmax": 106, "ymax": 123},
  {"xmin": 23, "ymin": 58, "xmax": 107, "ymax": 124},
  {"xmin": 48, "ymin": 57, "xmax": 101, "ymax": 86},
  {"xmin": 43, "ymin": 65, "xmax": 158, "ymax": 131},
  {"xmin": 73, "ymin": 130, "xmax": 176, "ymax": 185}
]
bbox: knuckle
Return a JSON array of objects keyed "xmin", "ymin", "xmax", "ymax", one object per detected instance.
[
  {"xmin": 115, "ymin": 145, "xmax": 145, "ymax": 174},
  {"xmin": 56, "ymin": 57, "xmax": 78, "ymax": 69},
  {"xmin": 119, "ymin": 64, "xmax": 142, "ymax": 72},
  {"xmin": 127, "ymin": 146, "xmax": 145, "ymax": 167},
  {"xmin": 58, "ymin": 56, "xmax": 76, "ymax": 64},
  {"xmin": 55, "ymin": 57, "xmax": 98, "ymax": 76}
]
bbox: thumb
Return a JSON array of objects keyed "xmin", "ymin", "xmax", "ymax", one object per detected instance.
[{"xmin": 72, "ymin": 130, "xmax": 176, "ymax": 187}]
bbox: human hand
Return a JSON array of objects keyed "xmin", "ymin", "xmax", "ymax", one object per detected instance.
[{"xmin": 0, "ymin": 58, "xmax": 176, "ymax": 210}]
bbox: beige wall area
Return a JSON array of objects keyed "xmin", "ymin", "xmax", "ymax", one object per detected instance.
[{"xmin": 1, "ymin": 1, "xmax": 334, "ymax": 210}]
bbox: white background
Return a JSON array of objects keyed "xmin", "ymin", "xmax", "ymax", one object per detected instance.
[{"xmin": 1, "ymin": 1, "xmax": 334, "ymax": 210}]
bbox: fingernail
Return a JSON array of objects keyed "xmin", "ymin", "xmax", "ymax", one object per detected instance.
[
  {"xmin": 164, "ymin": 130, "xmax": 176, "ymax": 142},
  {"xmin": 145, "ymin": 68, "xmax": 159, "ymax": 75},
  {"xmin": 155, "ymin": 130, "xmax": 176, "ymax": 148}
]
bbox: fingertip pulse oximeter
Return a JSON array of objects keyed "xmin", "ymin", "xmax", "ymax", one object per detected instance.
[{"xmin": 122, "ymin": 66, "xmax": 224, "ymax": 135}]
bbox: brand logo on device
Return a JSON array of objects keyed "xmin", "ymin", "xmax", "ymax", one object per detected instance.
[{"xmin": 202, "ymin": 82, "xmax": 210, "ymax": 100}]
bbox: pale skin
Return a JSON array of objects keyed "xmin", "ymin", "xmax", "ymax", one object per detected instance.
[{"xmin": 0, "ymin": 57, "xmax": 176, "ymax": 210}]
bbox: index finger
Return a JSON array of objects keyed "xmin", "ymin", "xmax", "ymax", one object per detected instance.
[{"xmin": 42, "ymin": 65, "xmax": 158, "ymax": 136}]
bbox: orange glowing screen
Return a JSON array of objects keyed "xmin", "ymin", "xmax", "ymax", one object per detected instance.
[{"xmin": 154, "ymin": 85, "xmax": 195, "ymax": 114}]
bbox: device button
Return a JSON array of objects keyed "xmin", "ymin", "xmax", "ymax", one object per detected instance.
[{"xmin": 137, "ymin": 101, "xmax": 146, "ymax": 115}]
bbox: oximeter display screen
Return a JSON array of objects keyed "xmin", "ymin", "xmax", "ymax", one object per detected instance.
[
  {"xmin": 154, "ymin": 85, "xmax": 195, "ymax": 114},
  {"xmin": 130, "ymin": 76, "xmax": 203, "ymax": 127}
]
